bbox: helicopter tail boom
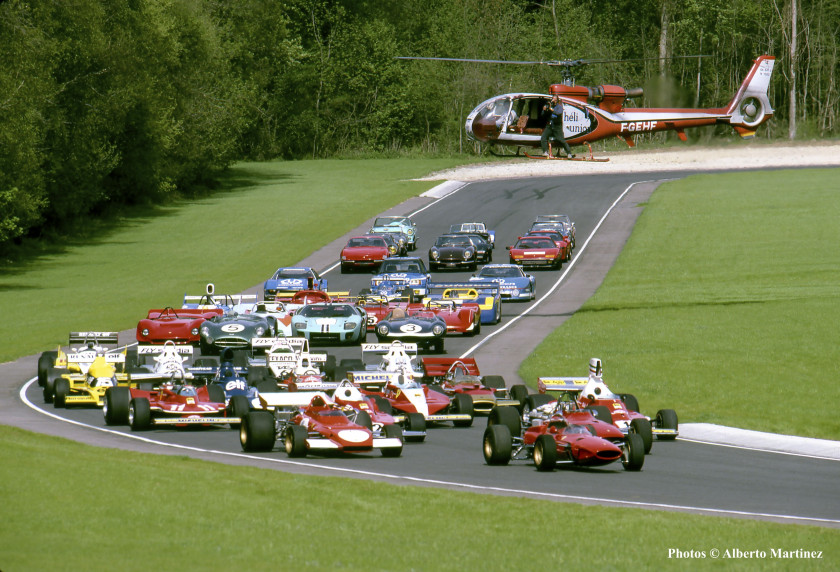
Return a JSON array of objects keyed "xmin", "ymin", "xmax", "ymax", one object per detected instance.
[{"xmin": 725, "ymin": 55, "xmax": 776, "ymax": 138}]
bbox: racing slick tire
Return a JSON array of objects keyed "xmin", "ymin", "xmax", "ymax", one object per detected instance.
[
  {"xmin": 381, "ymin": 424, "xmax": 403, "ymax": 457},
  {"xmin": 509, "ymin": 385, "xmax": 529, "ymax": 413},
  {"xmin": 619, "ymin": 393, "xmax": 640, "ymax": 413},
  {"xmin": 256, "ymin": 379, "xmax": 278, "ymax": 394},
  {"xmin": 104, "ymin": 387, "xmax": 131, "ymax": 425},
  {"xmin": 355, "ymin": 410, "xmax": 373, "ymax": 430},
  {"xmin": 43, "ymin": 375, "xmax": 58, "ymax": 403},
  {"xmin": 487, "ymin": 405, "xmax": 521, "ymax": 438},
  {"xmin": 492, "ymin": 302, "xmax": 502, "ymax": 324},
  {"xmin": 37, "ymin": 351, "xmax": 57, "ymax": 387},
  {"xmin": 207, "ymin": 383, "xmax": 226, "ymax": 404},
  {"xmin": 403, "ymin": 412, "xmax": 426, "ymax": 442},
  {"xmin": 227, "ymin": 395, "xmax": 250, "ymax": 427},
  {"xmin": 452, "ymin": 393, "xmax": 474, "ymax": 427},
  {"xmin": 432, "ymin": 339, "xmax": 445, "ymax": 354},
  {"xmin": 482, "ymin": 424, "xmax": 512, "ymax": 465},
  {"xmin": 482, "ymin": 375, "xmax": 506, "ymax": 390},
  {"xmin": 284, "ymin": 425, "xmax": 308, "ymax": 458},
  {"xmin": 533, "ymin": 434, "xmax": 558, "ymax": 472},
  {"xmin": 630, "ymin": 418, "xmax": 653, "ymax": 454},
  {"xmin": 374, "ymin": 396, "xmax": 394, "ymax": 415},
  {"xmin": 655, "ymin": 409, "xmax": 679, "ymax": 440},
  {"xmin": 622, "ymin": 433, "xmax": 645, "ymax": 471},
  {"xmin": 129, "ymin": 398, "xmax": 152, "ymax": 431},
  {"xmin": 587, "ymin": 405, "xmax": 613, "ymax": 424},
  {"xmin": 53, "ymin": 378, "xmax": 70, "ymax": 408},
  {"xmin": 324, "ymin": 355, "xmax": 337, "ymax": 380},
  {"xmin": 240, "ymin": 411, "xmax": 276, "ymax": 452},
  {"xmin": 524, "ymin": 394, "xmax": 552, "ymax": 416}
]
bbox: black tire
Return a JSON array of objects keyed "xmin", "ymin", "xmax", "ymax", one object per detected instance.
[
  {"xmin": 630, "ymin": 417, "xmax": 653, "ymax": 454},
  {"xmin": 124, "ymin": 347, "xmax": 139, "ymax": 372},
  {"xmin": 619, "ymin": 393, "xmax": 640, "ymax": 413},
  {"xmin": 207, "ymin": 383, "xmax": 226, "ymax": 404},
  {"xmin": 482, "ymin": 424, "xmax": 512, "ymax": 465},
  {"xmin": 525, "ymin": 393, "xmax": 553, "ymax": 416},
  {"xmin": 509, "ymin": 385, "xmax": 529, "ymax": 413},
  {"xmin": 534, "ymin": 434, "xmax": 558, "ymax": 471},
  {"xmin": 587, "ymin": 405, "xmax": 613, "ymax": 424},
  {"xmin": 37, "ymin": 351, "xmax": 57, "ymax": 387},
  {"xmin": 655, "ymin": 409, "xmax": 679, "ymax": 440},
  {"xmin": 256, "ymin": 379, "xmax": 278, "ymax": 394},
  {"xmin": 622, "ymin": 432, "xmax": 645, "ymax": 471},
  {"xmin": 129, "ymin": 398, "xmax": 151, "ymax": 430},
  {"xmin": 451, "ymin": 393, "xmax": 474, "ymax": 427},
  {"xmin": 138, "ymin": 381, "xmax": 156, "ymax": 391},
  {"xmin": 53, "ymin": 378, "xmax": 70, "ymax": 408},
  {"xmin": 324, "ymin": 355, "xmax": 336, "ymax": 380},
  {"xmin": 227, "ymin": 394, "xmax": 250, "ymax": 421},
  {"xmin": 43, "ymin": 375, "xmax": 58, "ymax": 403},
  {"xmin": 247, "ymin": 365, "xmax": 270, "ymax": 386},
  {"xmin": 432, "ymin": 339, "xmax": 444, "ymax": 354},
  {"xmin": 487, "ymin": 405, "xmax": 521, "ymax": 437},
  {"xmin": 493, "ymin": 301, "xmax": 502, "ymax": 324},
  {"xmin": 374, "ymin": 396, "xmax": 394, "ymax": 415},
  {"xmin": 403, "ymin": 412, "xmax": 426, "ymax": 442},
  {"xmin": 355, "ymin": 410, "xmax": 373, "ymax": 430},
  {"xmin": 284, "ymin": 425, "xmax": 308, "ymax": 458},
  {"xmin": 104, "ymin": 387, "xmax": 131, "ymax": 425},
  {"xmin": 381, "ymin": 424, "xmax": 403, "ymax": 457},
  {"xmin": 240, "ymin": 411, "xmax": 276, "ymax": 452},
  {"xmin": 483, "ymin": 375, "xmax": 506, "ymax": 390}
]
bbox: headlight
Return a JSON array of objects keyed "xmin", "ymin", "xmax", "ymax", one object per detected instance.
[
  {"xmin": 463, "ymin": 250, "xmax": 473, "ymax": 260},
  {"xmin": 407, "ymin": 228, "xmax": 415, "ymax": 235},
  {"xmin": 430, "ymin": 249, "xmax": 439, "ymax": 260},
  {"xmin": 344, "ymin": 322, "xmax": 356, "ymax": 331},
  {"xmin": 293, "ymin": 321, "xmax": 305, "ymax": 329},
  {"xmin": 389, "ymin": 246, "xmax": 396, "ymax": 254},
  {"xmin": 141, "ymin": 328, "xmax": 150, "ymax": 336},
  {"xmin": 191, "ymin": 327, "xmax": 199, "ymax": 336},
  {"xmin": 200, "ymin": 326, "xmax": 210, "ymax": 336},
  {"xmin": 255, "ymin": 327, "xmax": 265, "ymax": 337},
  {"xmin": 432, "ymin": 324, "xmax": 445, "ymax": 336},
  {"xmin": 377, "ymin": 324, "xmax": 389, "ymax": 335}
]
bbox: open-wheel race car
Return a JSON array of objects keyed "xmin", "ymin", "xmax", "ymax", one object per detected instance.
[
  {"xmin": 239, "ymin": 392, "xmax": 403, "ymax": 457},
  {"xmin": 482, "ymin": 404, "xmax": 645, "ymax": 472},
  {"xmin": 421, "ymin": 357, "xmax": 526, "ymax": 415}
]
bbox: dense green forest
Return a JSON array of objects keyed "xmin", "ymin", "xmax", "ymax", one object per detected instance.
[{"xmin": 0, "ymin": 0, "xmax": 836, "ymax": 255}]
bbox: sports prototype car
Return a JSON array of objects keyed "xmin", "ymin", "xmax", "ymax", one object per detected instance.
[
  {"xmin": 507, "ymin": 236, "xmax": 564, "ymax": 269},
  {"xmin": 369, "ymin": 215, "xmax": 418, "ymax": 250},
  {"xmin": 370, "ymin": 257, "xmax": 431, "ymax": 297},
  {"xmin": 340, "ymin": 235, "xmax": 391, "ymax": 273},
  {"xmin": 425, "ymin": 281, "xmax": 502, "ymax": 324},
  {"xmin": 418, "ymin": 299, "xmax": 481, "ymax": 336},
  {"xmin": 199, "ymin": 312, "xmax": 276, "ymax": 355},
  {"xmin": 182, "ymin": 283, "xmax": 256, "ymax": 313},
  {"xmin": 136, "ymin": 307, "xmax": 223, "ymax": 345},
  {"xmin": 428, "ymin": 234, "xmax": 490, "ymax": 271},
  {"xmin": 239, "ymin": 392, "xmax": 403, "ymax": 457},
  {"xmin": 374, "ymin": 307, "xmax": 447, "ymax": 352},
  {"xmin": 263, "ymin": 267, "xmax": 327, "ymax": 300},
  {"xmin": 482, "ymin": 405, "xmax": 645, "ymax": 471},
  {"xmin": 291, "ymin": 302, "xmax": 367, "ymax": 344},
  {"xmin": 470, "ymin": 264, "xmax": 536, "ymax": 301}
]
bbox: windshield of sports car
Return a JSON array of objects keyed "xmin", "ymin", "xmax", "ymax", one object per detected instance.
[
  {"xmin": 380, "ymin": 260, "xmax": 425, "ymax": 274},
  {"xmin": 515, "ymin": 237, "xmax": 555, "ymax": 249},
  {"xmin": 479, "ymin": 266, "xmax": 522, "ymax": 278},
  {"xmin": 435, "ymin": 236, "xmax": 471, "ymax": 247},
  {"xmin": 450, "ymin": 223, "xmax": 485, "ymax": 233},
  {"xmin": 272, "ymin": 268, "xmax": 314, "ymax": 280},
  {"xmin": 374, "ymin": 216, "xmax": 408, "ymax": 227},
  {"xmin": 298, "ymin": 304, "xmax": 355, "ymax": 318},
  {"xmin": 347, "ymin": 237, "xmax": 386, "ymax": 248}
]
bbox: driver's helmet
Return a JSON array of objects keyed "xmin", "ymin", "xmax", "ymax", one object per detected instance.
[
  {"xmin": 161, "ymin": 380, "xmax": 175, "ymax": 392},
  {"xmin": 220, "ymin": 364, "xmax": 235, "ymax": 378},
  {"xmin": 179, "ymin": 383, "xmax": 197, "ymax": 397},
  {"xmin": 588, "ymin": 357, "xmax": 603, "ymax": 379}
]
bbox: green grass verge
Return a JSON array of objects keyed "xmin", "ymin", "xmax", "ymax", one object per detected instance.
[
  {"xmin": 0, "ymin": 158, "xmax": 475, "ymax": 364},
  {"xmin": 2, "ymin": 425, "xmax": 837, "ymax": 571},
  {"xmin": 519, "ymin": 168, "xmax": 840, "ymax": 439}
]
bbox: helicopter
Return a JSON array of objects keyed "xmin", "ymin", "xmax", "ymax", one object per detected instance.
[{"xmin": 397, "ymin": 55, "xmax": 776, "ymax": 159}]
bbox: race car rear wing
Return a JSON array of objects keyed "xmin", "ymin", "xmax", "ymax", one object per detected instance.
[
  {"xmin": 346, "ymin": 371, "xmax": 401, "ymax": 391},
  {"xmin": 136, "ymin": 344, "xmax": 194, "ymax": 355},
  {"xmin": 538, "ymin": 377, "xmax": 589, "ymax": 393},
  {"xmin": 69, "ymin": 331, "xmax": 119, "ymax": 347},
  {"xmin": 421, "ymin": 357, "xmax": 480, "ymax": 380}
]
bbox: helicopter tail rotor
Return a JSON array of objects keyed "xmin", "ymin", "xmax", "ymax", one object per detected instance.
[{"xmin": 726, "ymin": 55, "xmax": 776, "ymax": 137}]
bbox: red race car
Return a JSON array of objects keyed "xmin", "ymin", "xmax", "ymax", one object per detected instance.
[
  {"xmin": 421, "ymin": 357, "xmax": 526, "ymax": 414},
  {"xmin": 103, "ymin": 380, "xmax": 237, "ymax": 430},
  {"xmin": 136, "ymin": 306, "xmax": 223, "ymax": 345},
  {"xmin": 239, "ymin": 392, "xmax": 403, "ymax": 457},
  {"xmin": 331, "ymin": 379, "xmax": 426, "ymax": 442},
  {"xmin": 483, "ymin": 404, "xmax": 645, "ymax": 471},
  {"xmin": 340, "ymin": 235, "xmax": 392, "ymax": 273},
  {"xmin": 523, "ymin": 230, "xmax": 572, "ymax": 262},
  {"xmin": 506, "ymin": 235, "xmax": 564, "ymax": 269},
  {"xmin": 359, "ymin": 293, "xmax": 412, "ymax": 332},
  {"xmin": 415, "ymin": 299, "xmax": 481, "ymax": 336}
]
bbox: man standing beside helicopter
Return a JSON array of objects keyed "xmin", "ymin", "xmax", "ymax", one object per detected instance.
[{"xmin": 540, "ymin": 95, "xmax": 575, "ymax": 158}]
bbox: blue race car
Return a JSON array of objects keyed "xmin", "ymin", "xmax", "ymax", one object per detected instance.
[
  {"xmin": 370, "ymin": 257, "xmax": 431, "ymax": 298},
  {"xmin": 370, "ymin": 216, "xmax": 419, "ymax": 250},
  {"xmin": 374, "ymin": 307, "xmax": 447, "ymax": 353},
  {"xmin": 263, "ymin": 267, "xmax": 327, "ymax": 300},
  {"xmin": 425, "ymin": 281, "xmax": 502, "ymax": 325},
  {"xmin": 291, "ymin": 303, "xmax": 367, "ymax": 345},
  {"xmin": 470, "ymin": 264, "xmax": 536, "ymax": 301}
]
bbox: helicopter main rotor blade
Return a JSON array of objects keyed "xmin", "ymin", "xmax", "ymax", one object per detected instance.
[{"xmin": 395, "ymin": 55, "xmax": 710, "ymax": 67}]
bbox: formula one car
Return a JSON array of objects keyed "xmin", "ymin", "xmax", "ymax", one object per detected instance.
[
  {"xmin": 38, "ymin": 331, "xmax": 122, "ymax": 391},
  {"xmin": 421, "ymin": 357, "xmax": 526, "ymax": 414},
  {"xmin": 374, "ymin": 307, "xmax": 447, "ymax": 353},
  {"xmin": 483, "ymin": 404, "xmax": 645, "ymax": 471},
  {"xmin": 428, "ymin": 234, "xmax": 486, "ymax": 271},
  {"xmin": 370, "ymin": 257, "xmax": 431, "ymax": 297},
  {"xmin": 331, "ymin": 379, "xmax": 424, "ymax": 442},
  {"xmin": 199, "ymin": 312, "xmax": 276, "ymax": 355},
  {"xmin": 182, "ymin": 283, "xmax": 257, "ymax": 313},
  {"xmin": 506, "ymin": 235, "xmax": 564, "ymax": 269},
  {"xmin": 340, "ymin": 235, "xmax": 392, "ymax": 273},
  {"xmin": 240, "ymin": 392, "xmax": 403, "ymax": 457},
  {"xmin": 290, "ymin": 302, "xmax": 368, "ymax": 345},
  {"xmin": 448, "ymin": 222, "xmax": 495, "ymax": 247},
  {"xmin": 136, "ymin": 306, "xmax": 223, "ymax": 345},
  {"xmin": 369, "ymin": 215, "xmax": 418, "ymax": 250},
  {"xmin": 425, "ymin": 281, "xmax": 502, "ymax": 324},
  {"xmin": 248, "ymin": 336, "xmax": 337, "ymax": 388},
  {"xmin": 263, "ymin": 267, "xmax": 327, "ymax": 300},
  {"xmin": 470, "ymin": 264, "xmax": 536, "ymax": 301}
]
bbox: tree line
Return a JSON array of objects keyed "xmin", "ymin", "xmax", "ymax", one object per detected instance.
[{"xmin": 1, "ymin": 0, "xmax": 835, "ymax": 255}]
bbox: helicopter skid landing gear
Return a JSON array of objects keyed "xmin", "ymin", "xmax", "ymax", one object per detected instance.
[{"xmin": 525, "ymin": 141, "xmax": 608, "ymax": 162}]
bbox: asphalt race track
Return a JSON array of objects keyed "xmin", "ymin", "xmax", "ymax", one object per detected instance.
[{"xmin": 6, "ymin": 169, "xmax": 840, "ymax": 528}]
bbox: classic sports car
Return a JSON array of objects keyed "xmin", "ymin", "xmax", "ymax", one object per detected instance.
[
  {"xmin": 239, "ymin": 392, "xmax": 403, "ymax": 457},
  {"xmin": 482, "ymin": 405, "xmax": 645, "ymax": 471},
  {"xmin": 525, "ymin": 230, "xmax": 571, "ymax": 262},
  {"xmin": 290, "ymin": 302, "xmax": 367, "ymax": 344},
  {"xmin": 199, "ymin": 312, "xmax": 276, "ymax": 355},
  {"xmin": 507, "ymin": 236, "xmax": 564, "ymax": 269},
  {"xmin": 421, "ymin": 357, "xmax": 526, "ymax": 414},
  {"xmin": 428, "ymin": 234, "xmax": 490, "ymax": 271},
  {"xmin": 372, "ymin": 232, "xmax": 406, "ymax": 256},
  {"xmin": 369, "ymin": 215, "xmax": 418, "ymax": 250},
  {"xmin": 370, "ymin": 257, "xmax": 431, "ymax": 297},
  {"xmin": 358, "ymin": 293, "xmax": 412, "ymax": 332},
  {"xmin": 425, "ymin": 281, "xmax": 502, "ymax": 324},
  {"xmin": 136, "ymin": 307, "xmax": 223, "ymax": 345},
  {"xmin": 448, "ymin": 222, "xmax": 495, "ymax": 247},
  {"xmin": 470, "ymin": 264, "xmax": 536, "ymax": 301},
  {"xmin": 374, "ymin": 307, "xmax": 447, "ymax": 352},
  {"xmin": 263, "ymin": 267, "xmax": 327, "ymax": 300},
  {"xmin": 103, "ymin": 380, "xmax": 236, "ymax": 430},
  {"xmin": 340, "ymin": 235, "xmax": 391, "ymax": 273},
  {"xmin": 182, "ymin": 283, "xmax": 256, "ymax": 313}
]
